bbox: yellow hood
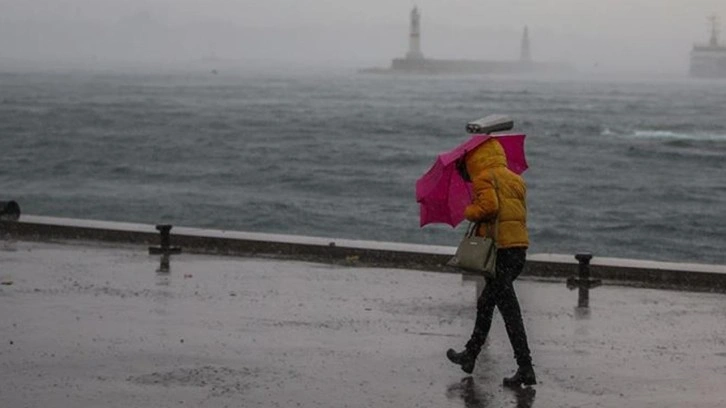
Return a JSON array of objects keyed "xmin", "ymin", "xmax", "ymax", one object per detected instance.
[{"xmin": 464, "ymin": 138, "xmax": 507, "ymax": 176}]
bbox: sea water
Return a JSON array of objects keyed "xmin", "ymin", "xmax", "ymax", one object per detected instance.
[{"xmin": 1, "ymin": 69, "xmax": 724, "ymax": 265}]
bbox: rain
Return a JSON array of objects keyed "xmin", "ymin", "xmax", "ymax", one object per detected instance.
[{"xmin": 1, "ymin": 0, "xmax": 726, "ymax": 407}]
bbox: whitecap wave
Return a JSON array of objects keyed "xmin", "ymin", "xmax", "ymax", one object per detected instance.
[
  {"xmin": 631, "ymin": 130, "xmax": 726, "ymax": 141},
  {"xmin": 600, "ymin": 127, "xmax": 616, "ymax": 136}
]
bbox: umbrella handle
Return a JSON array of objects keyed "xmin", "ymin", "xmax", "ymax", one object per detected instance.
[{"xmin": 456, "ymin": 158, "xmax": 471, "ymax": 182}]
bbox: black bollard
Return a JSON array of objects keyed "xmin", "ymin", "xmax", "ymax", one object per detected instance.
[
  {"xmin": 0, "ymin": 201, "xmax": 21, "ymax": 221},
  {"xmin": 159, "ymin": 225, "xmax": 171, "ymax": 249},
  {"xmin": 149, "ymin": 225, "xmax": 181, "ymax": 273},
  {"xmin": 149, "ymin": 224, "xmax": 182, "ymax": 255},
  {"xmin": 576, "ymin": 253, "xmax": 592, "ymax": 308},
  {"xmin": 566, "ymin": 253, "xmax": 602, "ymax": 308}
]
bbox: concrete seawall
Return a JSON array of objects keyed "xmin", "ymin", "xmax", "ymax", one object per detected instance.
[{"xmin": 2, "ymin": 215, "xmax": 725, "ymax": 293}]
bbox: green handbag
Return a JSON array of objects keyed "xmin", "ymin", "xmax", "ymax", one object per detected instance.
[
  {"xmin": 447, "ymin": 222, "xmax": 497, "ymax": 278},
  {"xmin": 447, "ymin": 174, "xmax": 500, "ymax": 277}
]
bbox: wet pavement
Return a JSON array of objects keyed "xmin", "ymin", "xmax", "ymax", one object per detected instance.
[{"xmin": 1, "ymin": 240, "xmax": 726, "ymax": 408}]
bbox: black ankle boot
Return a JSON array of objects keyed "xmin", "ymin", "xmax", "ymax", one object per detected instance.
[
  {"xmin": 446, "ymin": 348, "xmax": 477, "ymax": 374},
  {"xmin": 503, "ymin": 365, "xmax": 537, "ymax": 387}
]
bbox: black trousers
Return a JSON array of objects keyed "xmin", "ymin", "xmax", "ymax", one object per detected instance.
[{"xmin": 465, "ymin": 247, "xmax": 532, "ymax": 368}]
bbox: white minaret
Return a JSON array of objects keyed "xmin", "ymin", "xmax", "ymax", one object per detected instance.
[
  {"xmin": 406, "ymin": 7, "xmax": 424, "ymax": 60},
  {"xmin": 520, "ymin": 26, "xmax": 532, "ymax": 63}
]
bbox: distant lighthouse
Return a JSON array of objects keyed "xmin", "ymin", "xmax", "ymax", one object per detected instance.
[
  {"xmin": 520, "ymin": 26, "xmax": 532, "ymax": 63},
  {"xmin": 406, "ymin": 7, "xmax": 424, "ymax": 60}
]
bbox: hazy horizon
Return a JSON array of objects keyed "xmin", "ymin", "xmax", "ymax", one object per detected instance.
[{"xmin": 1, "ymin": 0, "xmax": 725, "ymax": 75}]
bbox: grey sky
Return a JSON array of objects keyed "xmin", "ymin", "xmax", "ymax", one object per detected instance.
[{"xmin": 1, "ymin": 0, "xmax": 725, "ymax": 73}]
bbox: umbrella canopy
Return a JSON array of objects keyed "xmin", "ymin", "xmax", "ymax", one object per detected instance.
[{"xmin": 415, "ymin": 134, "xmax": 528, "ymax": 227}]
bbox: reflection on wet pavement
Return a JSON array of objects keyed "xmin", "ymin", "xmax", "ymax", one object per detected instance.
[
  {"xmin": 447, "ymin": 377, "xmax": 536, "ymax": 408},
  {"xmin": 447, "ymin": 377, "xmax": 492, "ymax": 407}
]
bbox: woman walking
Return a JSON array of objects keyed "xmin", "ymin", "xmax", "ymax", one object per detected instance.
[{"xmin": 446, "ymin": 137, "xmax": 536, "ymax": 387}]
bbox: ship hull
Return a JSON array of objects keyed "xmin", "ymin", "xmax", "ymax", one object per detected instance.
[{"xmin": 387, "ymin": 57, "xmax": 569, "ymax": 75}]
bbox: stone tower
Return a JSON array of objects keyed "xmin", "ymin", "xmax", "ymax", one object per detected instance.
[
  {"xmin": 520, "ymin": 26, "xmax": 532, "ymax": 63},
  {"xmin": 406, "ymin": 7, "xmax": 424, "ymax": 60}
]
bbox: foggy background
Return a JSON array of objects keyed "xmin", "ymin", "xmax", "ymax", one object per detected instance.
[{"xmin": 1, "ymin": 0, "xmax": 725, "ymax": 74}]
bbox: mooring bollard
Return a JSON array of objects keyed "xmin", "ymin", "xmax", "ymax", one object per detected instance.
[
  {"xmin": 566, "ymin": 253, "xmax": 602, "ymax": 308},
  {"xmin": 149, "ymin": 224, "xmax": 182, "ymax": 273},
  {"xmin": 0, "ymin": 201, "xmax": 21, "ymax": 221},
  {"xmin": 149, "ymin": 225, "xmax": 182, "ymax": 255}
]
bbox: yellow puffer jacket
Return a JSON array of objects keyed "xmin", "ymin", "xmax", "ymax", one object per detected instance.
[{"xmin": 463, "ymin": 138, "xmax": 529, "ymax": 248}]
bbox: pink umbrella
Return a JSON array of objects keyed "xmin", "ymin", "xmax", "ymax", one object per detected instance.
[{"xmin": 415, "ymin": 134, "xmax": 528, "ymax": 227}]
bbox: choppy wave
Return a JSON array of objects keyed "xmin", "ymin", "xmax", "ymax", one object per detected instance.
[{"xmin": 1, "ymin": 71, "xmax": 725, "ymax": 265}]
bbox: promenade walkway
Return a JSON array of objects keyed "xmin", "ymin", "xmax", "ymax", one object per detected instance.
[{"xmin": 1, "ymin": 240, "xmax": 725, "ymax": 408}]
